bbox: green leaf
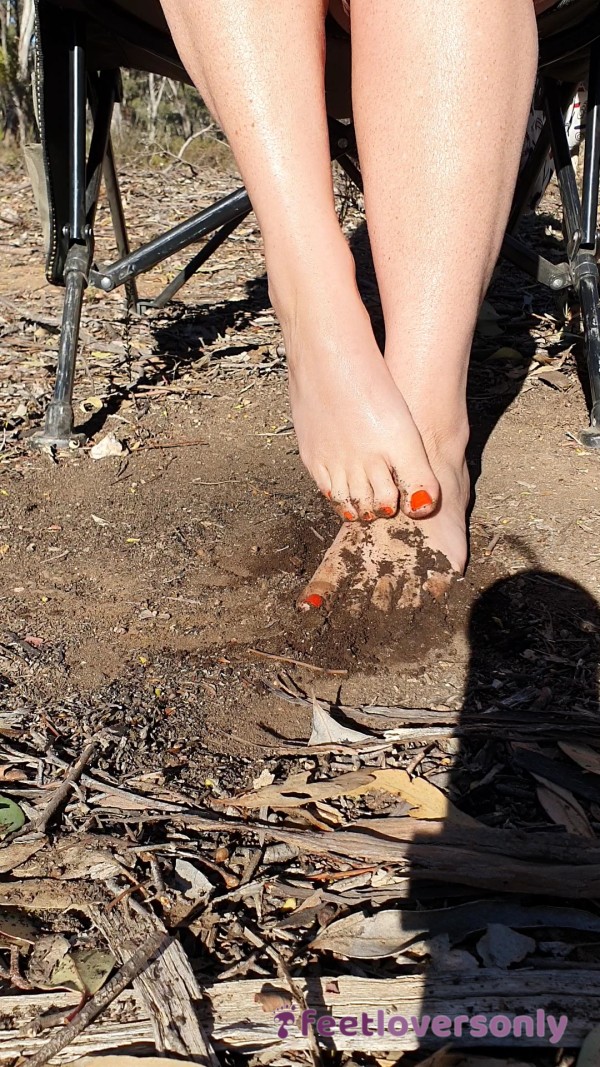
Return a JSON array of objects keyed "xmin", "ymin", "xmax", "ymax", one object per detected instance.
[
  {"xmin": 49, "ymin": 947, "xmax": 115, "ymax": 995},
  {"xmin": 0, "ymin": 794, "xmax": 25, "ymax": 838}
]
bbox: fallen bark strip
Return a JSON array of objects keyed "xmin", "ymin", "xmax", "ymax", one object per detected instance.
[
  {"xmin": 174, "ymin": 812, "xmax": 600, "ymax": 866},
  {"xmin": 0, "ymin": 879, "xmax": 108, "ymax": 909},
  {"xmin": 348, "ymin": 818, "xmax": 600, "ymax": 866},
  {"xmin": 172, "ymin": 814, "xmax": 600, "ymax": 897},
  {"xmin": 89, "ymin": 905, "xmax": 217, "ymax": 1066},
  {"xmin": 2, "ymin": 972, "xmax": 599, "ymax": 1059},
  {"xmin": 273, "ymin": 827, "xmax": 600, "ymax": 897}
]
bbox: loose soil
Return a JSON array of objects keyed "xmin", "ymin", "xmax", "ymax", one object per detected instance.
[{"xmin": 1, "ymin": 157, "xmax": 600, "ymax": 788}]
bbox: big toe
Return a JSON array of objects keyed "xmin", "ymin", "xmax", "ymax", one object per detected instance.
[{"xmin": 389, "ymin": 431, "xmax": 440, "ymax": 519}]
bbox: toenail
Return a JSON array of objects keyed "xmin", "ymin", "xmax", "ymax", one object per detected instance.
[
  {"xmin": 325, "ymin": 490, "xmax": 332, "ymax": 499},
  {"xmin": 380, "ymin": 505, "xmax": 395, "ymax": 517},
  {"xmin": 305, "ymin": 593, "xmax": 324, "ymax": 608},
  {"xmin": 343, "ymin": 511, "xmax": 356, "ymax": 522},
  {"xmin": 410, "ymin": 489, "xmax": 434, "ymax": 512},
  {"xmin": 363, "ymin": 512, "xmax": 375, "ymax": 522}
]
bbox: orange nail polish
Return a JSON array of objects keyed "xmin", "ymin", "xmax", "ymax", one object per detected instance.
[
  {"xmin": 410, "ymin": 489, "xmax": 433, "ymax": 512},
  {"xmin": 380, "ymin": 506, "xmax": 395, "ymax": 517},
  {"xmin": 306, "ymin": 593, "xmax": 323, "ymax": 608},
  {"xmin": 325, "ymin": 490, "xmax": 332, "ymax": 500},
  {"xmin": 343, "ymin": 511, "xmax": 356, "ymax": 522},
  {"xmin": 364, "ymin": 512, "xmax": 375, "ymax": 522}
]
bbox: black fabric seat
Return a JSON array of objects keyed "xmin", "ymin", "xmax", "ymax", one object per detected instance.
[{"xmin": 29, "ymin": 0, "xmax": 600, "ymax": 451}]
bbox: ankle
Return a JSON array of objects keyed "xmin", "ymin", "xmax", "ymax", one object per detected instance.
[{"xmin": 265, "ymin": 227, "xmax": 357, "ymax": 321}]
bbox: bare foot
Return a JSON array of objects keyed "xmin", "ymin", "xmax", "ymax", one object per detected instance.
[
  {"xmin": 298, "ymin": 456, "xmax": 469, "ymax": 612},
  {"xmin": 269, "ymin": 241, "xmax": 440, "ymax": 523}
]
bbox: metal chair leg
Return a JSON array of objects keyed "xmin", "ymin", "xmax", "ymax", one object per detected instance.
[
  {"xmin": 545, "ymin": 58, "xmax": 600, "ymax": 448},
  {"xmin": 103, "ymin": 137, "xmax": 139, "ymax": 310},
  {"xmin": 31, "ymin": 30, "xmax": 118, "ymax": 450},
  {"xmin": 31, "ymin": 15, "xmax": 88, "ymax": 450}
]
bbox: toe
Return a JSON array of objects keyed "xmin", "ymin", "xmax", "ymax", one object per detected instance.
[
  {"xmin": 372, "ymin": 573, "xmax": 396, "ymax": 612},
  {"xmin": 314, "ymin": 464, "xmax": 332, "ymax": 502},
  {"xmin": 387, "ymin": 427, "xmax": 440, "ymax": 519},
  {"xmin": 405, "ymin": 485, "xmax": 439, "ymax": 518},
  {"xmin": 329, "ymin": 471, "xmax": 358, "ymax": 523},
  {"xmin": 424, "ymin": 571, "xmax": 454, "ymax": 600},
  {"xmin": 397, "ymin": 572, "xmax": 422, "ymax": 609},
  {"xmin": 348, "ymin": 470, "xmax": 376, "ymax": 522},
  {"xmin": 297, "ymin": 523, "xmax": 361, "ymax": 610},
  {"xmin": 367, "ymin": 460, "xmax": 399, "ymax": 518}
]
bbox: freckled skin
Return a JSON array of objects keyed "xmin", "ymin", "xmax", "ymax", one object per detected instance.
[{"xmin": 159, "ymin": 0, "xmax": 538, "ymax": 608}]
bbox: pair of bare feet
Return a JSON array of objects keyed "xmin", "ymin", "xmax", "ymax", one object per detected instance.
[{"xmin": 268, "ymin": 239, "xmax": 471, "ymax": 613}]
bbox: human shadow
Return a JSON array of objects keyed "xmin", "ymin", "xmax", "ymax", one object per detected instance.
[
  {"xmin": 399, "ymin": 564, "xmax": 600, "ymax": 1059},
  {"xmin": 295, "ymin": 565, "xmax": 600, "ymax": 1061}
]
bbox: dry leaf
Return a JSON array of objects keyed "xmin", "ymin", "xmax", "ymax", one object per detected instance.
[
  {"xmin": 254, "ymin": 988, "xmax": 294, "ymax": 1012},
  {"xmin": 366, "ymin": 770, "xmax": 479, "ymax": 825},
  {"xmin": 311, "ymin": 909, "xmax": 419, "ymax": 958},
  {"xmin": 0, "ymin": 839, "xmax": 44, "ymax": 874},
  {"xmin": 559, "ymin": 741, "xmax": 600, "ymax": 777},
  {"xmin": 219, "ymin": 769, "xmax": 373, "ymax": 810},
  {"xmin": 312, "ymin": 898, "xmax": 600, "ymax": 958},
  {"xmin": 0, "ymin": 910, "xmax": 38, "ymax": 950},
  {"xmin": 174, "ymin": 858, "xmax": 213, "ymax": 901},
  {"xmin": 536, "ymin": 779, "xmax": 595, "ymax": 838},
  {"xmin": 90, "ymin": 432, "xmax": 125, "ymax": 460},
  {"xmin": 27, "ymin": 933, "xmax": 70, "ymax": 988},
  {"xmin": 222, "ymin": 767, "xmax": 477, "ymax": 825},
  {"xmin": 309, "ymin": 698, "xmax": 372, "ymax": 746},
  {"xmin": 79, "ymin": 395, "xmax": 105, "ymax": 414},
  {"xmin": 476, "ymin": 923, "xmax": 536, "ymax": 967}
]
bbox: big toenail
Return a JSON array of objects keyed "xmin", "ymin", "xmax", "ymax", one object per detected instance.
[
  {"xmin": 410, "ymin": 490, "xmax": 433, "ymax": 512},
  {"xmin": 305, "ymin": 593, "xmax": 324, "ymax": 608}
]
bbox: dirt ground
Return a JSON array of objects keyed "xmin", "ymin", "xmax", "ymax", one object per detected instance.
[{"xmin": 1, "ymin": 154, "xmax": 600, "ymax": 791}]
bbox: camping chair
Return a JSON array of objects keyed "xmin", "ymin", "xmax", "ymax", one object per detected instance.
[{"xmin": 31, "ymin": 0, "xmax": 600, "ymax": 450}]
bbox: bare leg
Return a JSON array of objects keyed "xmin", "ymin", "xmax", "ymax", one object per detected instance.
[
  {"xmin": 300, "ymin": 0, "xmax": 538, "ymax": 610},
  {"xmin": 159, "ymin": 0, "xmax": 438, "ymax": 524}
]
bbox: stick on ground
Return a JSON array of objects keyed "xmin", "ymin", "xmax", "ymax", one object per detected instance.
[{"xmin": 19, "ymin": 931, "xmax": 167, "ymax": 1067}]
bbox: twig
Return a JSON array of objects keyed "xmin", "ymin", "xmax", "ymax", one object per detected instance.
[
  {"xmin": 140, "ymin": 438, "xmax": 209, "ymax": 450},
  {"xmin": 178, "ymin": 124, "xmax": 216, "ymax": 158},
  {"xmin": 247, "ymin": 648, "xmax": 348, "ymax": 676},
  {"xmin": 20, "ymin": 931, "xmax": 167, "ymax": 1067},
  {"xmin": 30, "ymin": 741, "xmax": 98, "ymax": 834}
]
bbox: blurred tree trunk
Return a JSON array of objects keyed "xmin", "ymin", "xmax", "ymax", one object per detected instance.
[
  {"xmin": 0, "ymin": 0, "xmax": 34, "ymax": 142},
  {"xmin": 147, "ymin": 73, "xmax": 167, "ymax": 143},
  {"xmin": 17, "ymin": 0, "xmax": 33, "ymax": 83}
]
